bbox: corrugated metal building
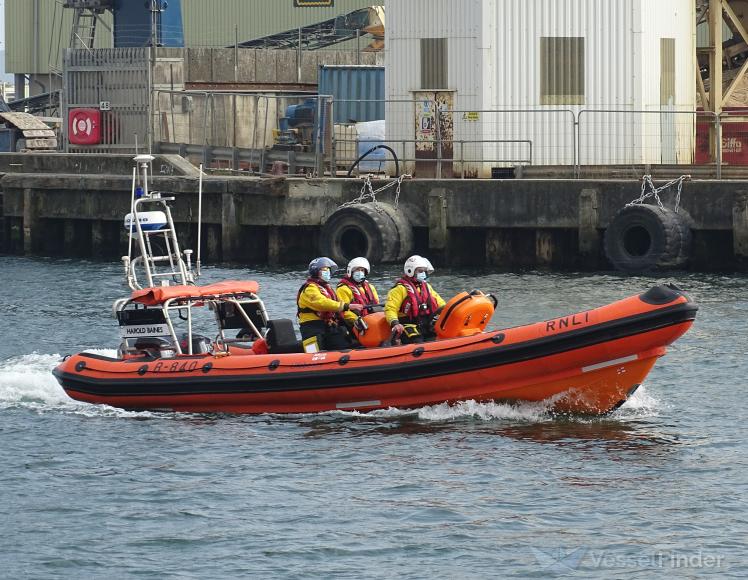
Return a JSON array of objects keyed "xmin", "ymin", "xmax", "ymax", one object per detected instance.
[
  {"xmin": 5, "ymin": 0, "xmax": 376, "ymax": 75},
  {"xmin": 385, "ymin": 0, "xmax": 696, "ymax": 175}
]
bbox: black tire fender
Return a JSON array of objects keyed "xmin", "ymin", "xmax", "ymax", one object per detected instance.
[
  {"xmin": 603, "ymin": 204, "xmax": 692, "ymax": 273},
  {"xmin": 320, "ymin": 203, "xmax": 414, "ymax": 264}
]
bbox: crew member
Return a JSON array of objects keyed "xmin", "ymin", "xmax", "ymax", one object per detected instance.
[
  {"xmin": 297, "ymin": 257, "xmax": 363, "ymax": 351},
  {"xmin": 336, "ymin": 257, "xmax": 380, "ymax": 329},
  {"xmin": 385, "ymin": 255, "xmax": 446, "ymax": 344}
]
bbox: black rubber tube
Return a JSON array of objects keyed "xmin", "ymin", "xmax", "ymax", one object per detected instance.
[{"xmin": 347, "ymin": 145, "xmax": 400, "ymax": 177}]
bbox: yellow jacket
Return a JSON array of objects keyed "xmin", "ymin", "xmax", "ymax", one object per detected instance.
[
  {"xmin": 336, "ymin": 281, "xmax": 380, "ymax": 324},
  {"xmin": 297, "ymin": 281, "xmax": 346, "ymax": 324},
  {"xmin": 385, "ymin": 281, "xmax": 445, "ymax": 325}
]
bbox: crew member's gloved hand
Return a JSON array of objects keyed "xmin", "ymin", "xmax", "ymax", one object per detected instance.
[
  {"xmin": 391, "ymin": 323, "xmax": 405, "ymax": 336},
  {"xmin": 347, "ymin": 303, "xmax": 364, "ymax": 315}
]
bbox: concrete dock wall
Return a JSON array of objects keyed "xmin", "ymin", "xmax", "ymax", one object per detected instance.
[{"xmin": 0, "ymin": 153, "xmax": 745, "ymax": 271}]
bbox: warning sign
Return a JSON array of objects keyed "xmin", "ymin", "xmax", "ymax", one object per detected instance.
[{"xmin": 463, "ymin": 112, "xmax": 480, "ymax": 122}]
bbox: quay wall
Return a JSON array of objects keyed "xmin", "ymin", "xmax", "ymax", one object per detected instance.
[{"xmin": 0, "ymin": 154, "xmax": 746, "ymax": 271}]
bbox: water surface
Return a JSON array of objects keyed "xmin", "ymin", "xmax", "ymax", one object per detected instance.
[{"xmin": 1, "ymin": 257, "xmax": 745, "ymax": 577}]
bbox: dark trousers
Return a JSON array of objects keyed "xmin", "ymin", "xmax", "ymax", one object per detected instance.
[{"xmin": 300, "ymin": 320, "xmax": 352, "ymax": 351}]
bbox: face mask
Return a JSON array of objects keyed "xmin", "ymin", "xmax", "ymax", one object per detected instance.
[
  {"xmin": 416, "ymin": 271, "xmax": 427, "ymax": 282},
  {"xmin": 352, "ymin": 271, "xmax": 365, "ymax": 283},
  {"xmin": 320, "ymin": 270, "xmax": 331, "ymax": 282}
]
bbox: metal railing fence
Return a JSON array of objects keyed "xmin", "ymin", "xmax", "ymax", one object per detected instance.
[
  {"xmin": 152, "ymin": 88, "xmax": 732, "ymax": 178},
  {"xmin": 152, "ymin": 90, "xmax": 333, "ymax": 174},
  {"xmin": 577, "ymin": 109, "xmax": 717, "ymax": 175},
  {"xmin": 334, "ymin": 138, "xmax": 532, "ymax": 178}
]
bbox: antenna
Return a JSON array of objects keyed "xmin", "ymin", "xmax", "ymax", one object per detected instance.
[
  {"xmin": 124, "ymin": 164, "xmax": 137, "ymax": 282},
  {"xmin": 150, "ymin": 0, "xmax": 163, "ymax": 47},
  {"xmin": 197, "ymin": 164, "xmax": 204, "ymax": 277}
]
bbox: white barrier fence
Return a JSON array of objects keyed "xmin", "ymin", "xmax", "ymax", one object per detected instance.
[{"xmin": 152, "ymin": 90, "xmax": 727, "ymax": 178}]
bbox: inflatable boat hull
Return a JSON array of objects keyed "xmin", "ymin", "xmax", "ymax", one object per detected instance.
[{"xmin": 53, "ymin": 285, "xmax": 697, "ymax": 415}]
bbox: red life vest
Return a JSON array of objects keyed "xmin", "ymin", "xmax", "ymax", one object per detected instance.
[
  {"xmin": 396, "ymin": 277, "xmax": 439, "ymax": 322},
  {"xmin": 297, "ymin": 277, "xmax": 343, "ymax": 324},
  {"xmin": 337, "ymin": 277, "xmax": 377, "ymax": 306}
]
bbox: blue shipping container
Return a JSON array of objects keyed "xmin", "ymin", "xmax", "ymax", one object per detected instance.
[{"xmin": 318, "ymin": 65, "xmax": 384, "ymax": 124}]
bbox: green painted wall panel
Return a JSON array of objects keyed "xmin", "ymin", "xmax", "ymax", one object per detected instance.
[
  {"xmin": 6, "ymin": 0, "xmax": 113, "ymax": 74},
  {"xmin": 5, "ymin": 0, "xmax": 375, "ymax": 73},
  {"xmin": 183, "ymin": 0, "xmax": 374, "ymax": 47}
]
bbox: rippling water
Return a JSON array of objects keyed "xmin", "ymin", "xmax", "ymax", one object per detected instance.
[{"xmin": 1, "ymin": 256, "xmax": 746, "ymax": 578}]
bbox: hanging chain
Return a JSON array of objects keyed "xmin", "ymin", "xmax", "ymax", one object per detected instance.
[
  {"xmin": 337, "ymin": 173, "xmax": 412, "ymax": 211},
  {"xmin": 674, "ymin": 177, "xmax": 684, "ymax": 214},
  {"xmin": 392, "ymin": 173, "xmax": 407, "ymax": 209},
  {"xmin": 627, "ymin": 174, "xmax": 690, "ymax": 213}
]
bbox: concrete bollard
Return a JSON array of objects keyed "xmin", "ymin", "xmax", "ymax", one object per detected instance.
[{"xmin": 270, "ymin": 161, "xmax": 288, "ymax": 176}]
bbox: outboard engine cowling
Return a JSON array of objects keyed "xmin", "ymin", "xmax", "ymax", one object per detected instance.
[{"xmin": 179, "ymin": 333, "xmax": 213, "ymax": 355}]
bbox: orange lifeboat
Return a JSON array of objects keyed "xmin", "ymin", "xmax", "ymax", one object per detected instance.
[{"xmin": 52, "ymin": 283, "xmax": 698, "ymax": 415}]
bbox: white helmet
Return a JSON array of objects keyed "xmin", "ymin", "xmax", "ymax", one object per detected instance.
[
  {"xmin": 404, "ymin": 255, "xmax": 434, "ymax": 277},
  {"xmin": 346, "ymin": 256, "xmax": 371, "ymax": 277}
]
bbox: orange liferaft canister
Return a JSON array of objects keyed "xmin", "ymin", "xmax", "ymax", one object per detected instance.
[
  {"xmin": 436, "ymin": 291, "xmax": 496, "ymax": 339},
  {"xmin": 354, "ymin": 311, "xmax": 392, "ymax": 347}
]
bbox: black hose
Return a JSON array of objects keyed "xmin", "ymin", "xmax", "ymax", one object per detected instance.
[{"xmin": 347, "ymin": 144, "xmax": 399, "ymax": 177}]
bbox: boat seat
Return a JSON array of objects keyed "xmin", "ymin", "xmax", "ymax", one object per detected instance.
[{"xmin": 266, "ymin": 319, "xmax": 303, "ymax": 354}]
